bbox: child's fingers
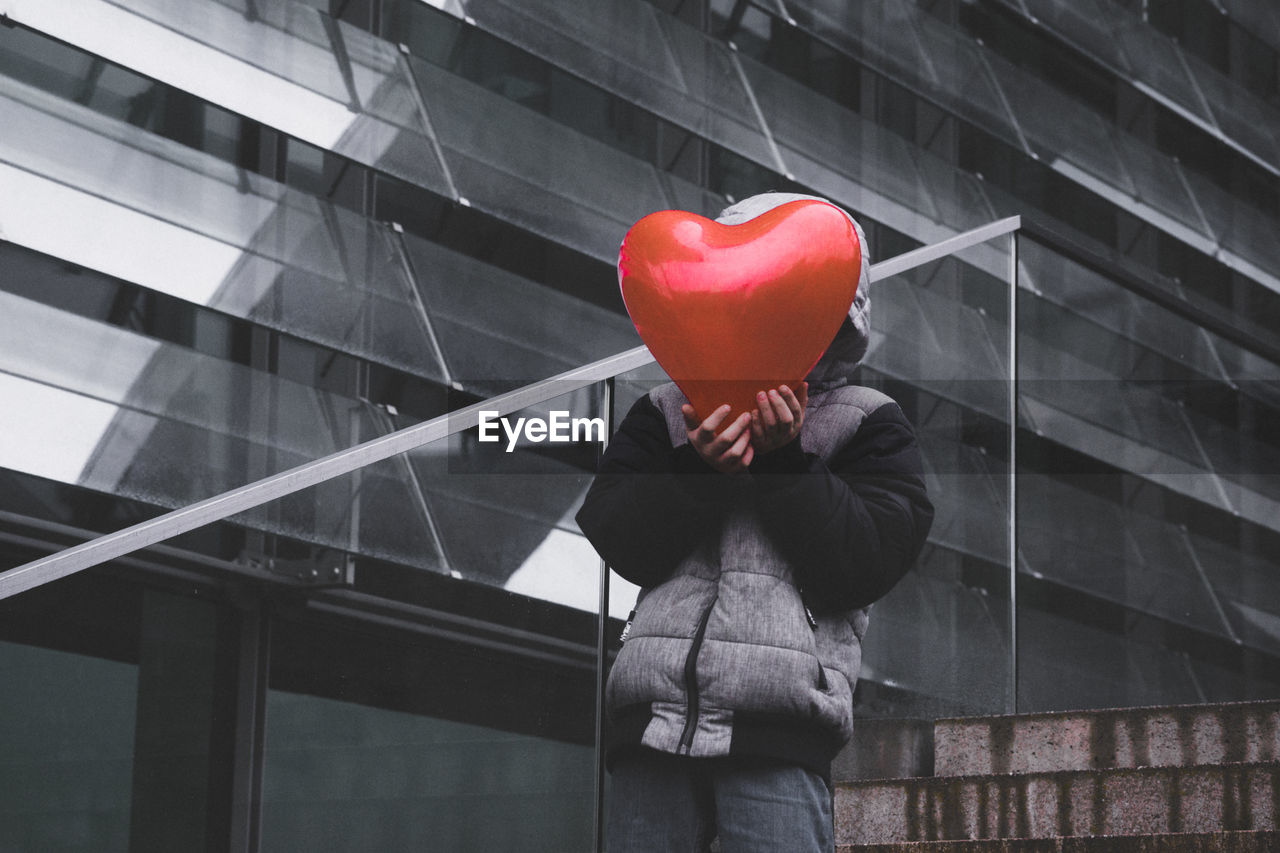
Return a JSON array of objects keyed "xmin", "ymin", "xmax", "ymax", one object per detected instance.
[
  {"xmin": 693, "ymin": 404, "xmax": 733, "ymax": 442},
  {"xmin": 769, "ymin": 389, "xmax": 795, "ymax": 426},
  {"xmin": 681, "ymin": 403, "xmax": 701, "ymax": 431},
  {"xmin": 720, "ymin": 423, "xmax": 753, "ymax": 466},
  {"xmin": 701, "ymin": 409, "xmax": 747, "ymax": 455},
  {"xmin": 777, "ymin": 385, "xmax": 803, "ymax": 422},
  {"xmin": 756, "ymin": 391, "xmax": 778, "ymax": 430}
]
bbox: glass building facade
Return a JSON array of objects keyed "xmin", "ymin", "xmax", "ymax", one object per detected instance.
[{"xmin": 0, "ymin": 0, "xmax": 1276, "ymax": 850}]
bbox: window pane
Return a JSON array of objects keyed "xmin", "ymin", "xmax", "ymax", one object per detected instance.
[{"xmin": 0, "ymin": 576, "xmax": 224, "ymax": 852}]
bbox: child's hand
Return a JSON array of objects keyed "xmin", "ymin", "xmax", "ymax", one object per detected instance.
[
  {"xmin": 749, "ymin": 383, "xmax": 807, "ymax": 454},
  {"xmin": 681, "ymin": 403, "xmax": 755, "ymax": 474}
]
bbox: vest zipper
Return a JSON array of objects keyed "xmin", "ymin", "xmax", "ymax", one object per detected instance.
[{"xmin": 677, "ymin": 596, "xmax": 716, "ymax": 754}]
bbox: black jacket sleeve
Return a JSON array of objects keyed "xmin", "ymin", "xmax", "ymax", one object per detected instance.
[
  {"xmin": 574, "ymin": 395, "xmax": 734, "ymax": 588},
  {"xmin": 749, "ymin": 402, "xmax": 934, "ymax": 613}
]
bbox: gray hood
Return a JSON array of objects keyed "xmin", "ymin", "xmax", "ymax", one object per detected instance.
[{"xmin": 715, "ymin": 192, "xmax": 871, "ymax": 393}]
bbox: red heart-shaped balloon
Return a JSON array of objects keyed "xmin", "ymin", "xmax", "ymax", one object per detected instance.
[{"xmin": 618, "ymin": 199, "xmax": 862, "ymax": 431}]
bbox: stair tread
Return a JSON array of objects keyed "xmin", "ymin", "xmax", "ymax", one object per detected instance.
[
  {"xmin": 837, "ymin": 829, "xmax": 1279, "ymax": 852},
  {"xmin": 839, "ymin": 759, "xmax": 1280, "ymax": 788},
  {"xmin": 835, "ymin": 760, "xmax": 1280, "ymax": 845},
  {"xmin": 935, "ymin": 699, "xmax": 1280, "ymax": 728},
  {"xmin": 935, "ymin": 701, "xmax": 1280, "ymax": 776}
]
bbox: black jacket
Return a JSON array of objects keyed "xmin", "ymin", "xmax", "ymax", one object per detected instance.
[{"xmin": 576, "ymin": 382, "xmax": 934, "ymax": 779}]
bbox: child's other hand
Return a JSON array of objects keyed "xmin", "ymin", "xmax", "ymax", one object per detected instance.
[
  {"xmin": 681, "ymin": 403, "xmax": 755, "ymax": 474},
  {"xmin": 749, "ymin": 382, "xmax": 807, "ymax": 454}
]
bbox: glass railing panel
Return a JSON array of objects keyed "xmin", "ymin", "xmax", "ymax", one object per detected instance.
[
  {"xmin": 0, "ymin": 19, "xmax": 149, "ymax": 124},
  {"xmin": 403, "ymin": 233, "xmax": 641, "ymax": 396},
  {"xmin": 1179, "ymin": 56, "xmax": 1280, "ymax": 168},
  {"xmin": 227, "ymin": 380, "xmax": 603, "ymax": 584},
  {"xmin": 858, "ymin": 233, "xmax": 1015, "ymax": 717},
  {"xmin": 1018, "ymin": 474, "xmax": 1236, "ymax": 639},
  {"xmin": 408, "ymin": 54, "xmax": 699, "ymax": 263},
  {"xmin": 1220, "ymin": 0, "xmax": 1280, "ymax": 57},
  {"xmin": 982, "ymin": 56, "xmax": 1139, "ymax": 199},
  {"xmin": 1009, "ymin": 0, "xmax": 1280, "ymax": 172},
  {"xmin": 0, "ymin": 290, "xmax": 353, "ymax": 462},
  {"xmin": 1019, "ymin": 348, "xmax": 1210, "ymax": 474},
  {"xmin": 1183, "ymin": 403, "xmax": 1280, "ymax": 512},
  {"xmin": 778, "ymin": 0, "xmax": 1280, "ymax": 298},
  {"xmin": 859, "ymin": 568, "xmax": 1012, "ymax": 717},
  {"xmin": 4, "ymin": 0, "xmax": 455, "ymax": 196},
  {"xmin": 914, "ymin": 430, "xmax": 1008, "ymax": 568},
  {"xmin": 0, "ymin": 149, "xmax": 451, "ymax": 384},
  {"xmin": 1104, "ymin": 130, "xmax": 1216, "ymax": 240},
  {"xmin": 1018, "ymin": 601, "xmax": 1213, "ymax": 711},
  {"xmin": 1018, "ymin": 239, "xmax": 1230, "ymax": 383},
  {"xmin": 1112, "ymin": 15, "xmax": 1218, "ymax": 123},
  {"xmin": 459, "ymin": 0, "xmax": 782, "ymax": 169},
  {"xmin": 912, "ymin": 154, "xmax": 1005, "ymax": 236},
  {"xmin": 0, "ymin": 75, "xmax": 643, "ymax": 399},
  {"xmin": 866, "ymin": 269, "xmax": 1008, "ymax": 419},
  {"xmin": 1014, "ymin": 316, "xmax": 1280, "ymax": 529},
  {"xmin": 1014, "ymin": 227, "xmax": 1280, "ymax": 711},
  {"xmin": 396, "ymin": 390, "xmax": 603, "ymax": 598},
  {"xmin": 4, "ymin": 0, "xmax": 360, "ymax": 150},
  {"xmin": 736, "ymin": 55, "xmax": 953, "ymax": 243},
  {"xmin": 0, "ymin": 79, "xmax": 299, "ymax": 258},
  {"xmin": 1190, "ymin": 530, "xmax": 1280, "ymax": 659},
  {"xmin": 1019, "ymin": 388, "xmax": 1235, "ymax": 505},
  {"xmin": 231, "ymin": 450, "xmax": 451, "ymax": 575},
  {"xmin": 0, "ymin": 370, "xmax": 450, "ymax": 572},
  {"xmin": 1179, "ymin": 167, "xmax": 1280, "ymax": 282},
  {"xmin": 781, "ymin": 0, "xmax": 1023, "ymax": 154},
  {"xmin": 1017, "ymin": 235, "xmax": 1280, "ymax": 515},
  {"xmin": 104, "ymin": 0, "xmax": 350, "ymax": 104},
  {"xmin": 1008, "ymin": 0, "xmax": 1134, "ymax": 77}
]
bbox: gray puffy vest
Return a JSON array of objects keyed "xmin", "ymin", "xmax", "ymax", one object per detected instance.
[{"xmin": 605, "ymin": 380, "xmax": 893, "ymax": 756}]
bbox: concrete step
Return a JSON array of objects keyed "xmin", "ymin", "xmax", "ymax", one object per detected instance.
[
  {"xmin": 935, "ymin": 700, "xmax": 1280, "ymax": 776},
  {"xmin": 835, "ymin": 761, "xmax": 1280, "ymax": 846},
  {"xmin": 836, "ymin": 829, "xmax": 1279, "ymax": 852}
]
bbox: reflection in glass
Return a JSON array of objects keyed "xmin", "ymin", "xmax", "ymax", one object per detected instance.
[
  {"xmin": 460, "ymin": 0, "xmax": 781, "ymax": 169},
  {"xmin": 851, "ymin": 235, "xmax": 1015, "ymax": 717}
]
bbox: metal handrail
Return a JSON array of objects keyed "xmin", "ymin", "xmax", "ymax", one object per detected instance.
[{"xmin": 0, "ymin": 215, "xmax": 1021, "ymax": 600}]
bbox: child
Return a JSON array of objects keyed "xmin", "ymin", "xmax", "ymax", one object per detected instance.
[{"xmin": 576, "ymin": 193, "xmax": 934, "ymax": 852}]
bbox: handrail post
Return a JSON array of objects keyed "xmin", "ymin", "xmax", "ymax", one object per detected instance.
[
  {"xmin": 593, "ymin": 376, "xmax": 614, "ymax": 853},
  {"xmin": 1008, "ymin": 230, "xmax": 1019, "ymax": 715}
]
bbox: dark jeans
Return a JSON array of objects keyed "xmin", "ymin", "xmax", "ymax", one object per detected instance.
[{"xmin": 606, "ymin": 749, "xmax": 834, "ymax": 853}]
